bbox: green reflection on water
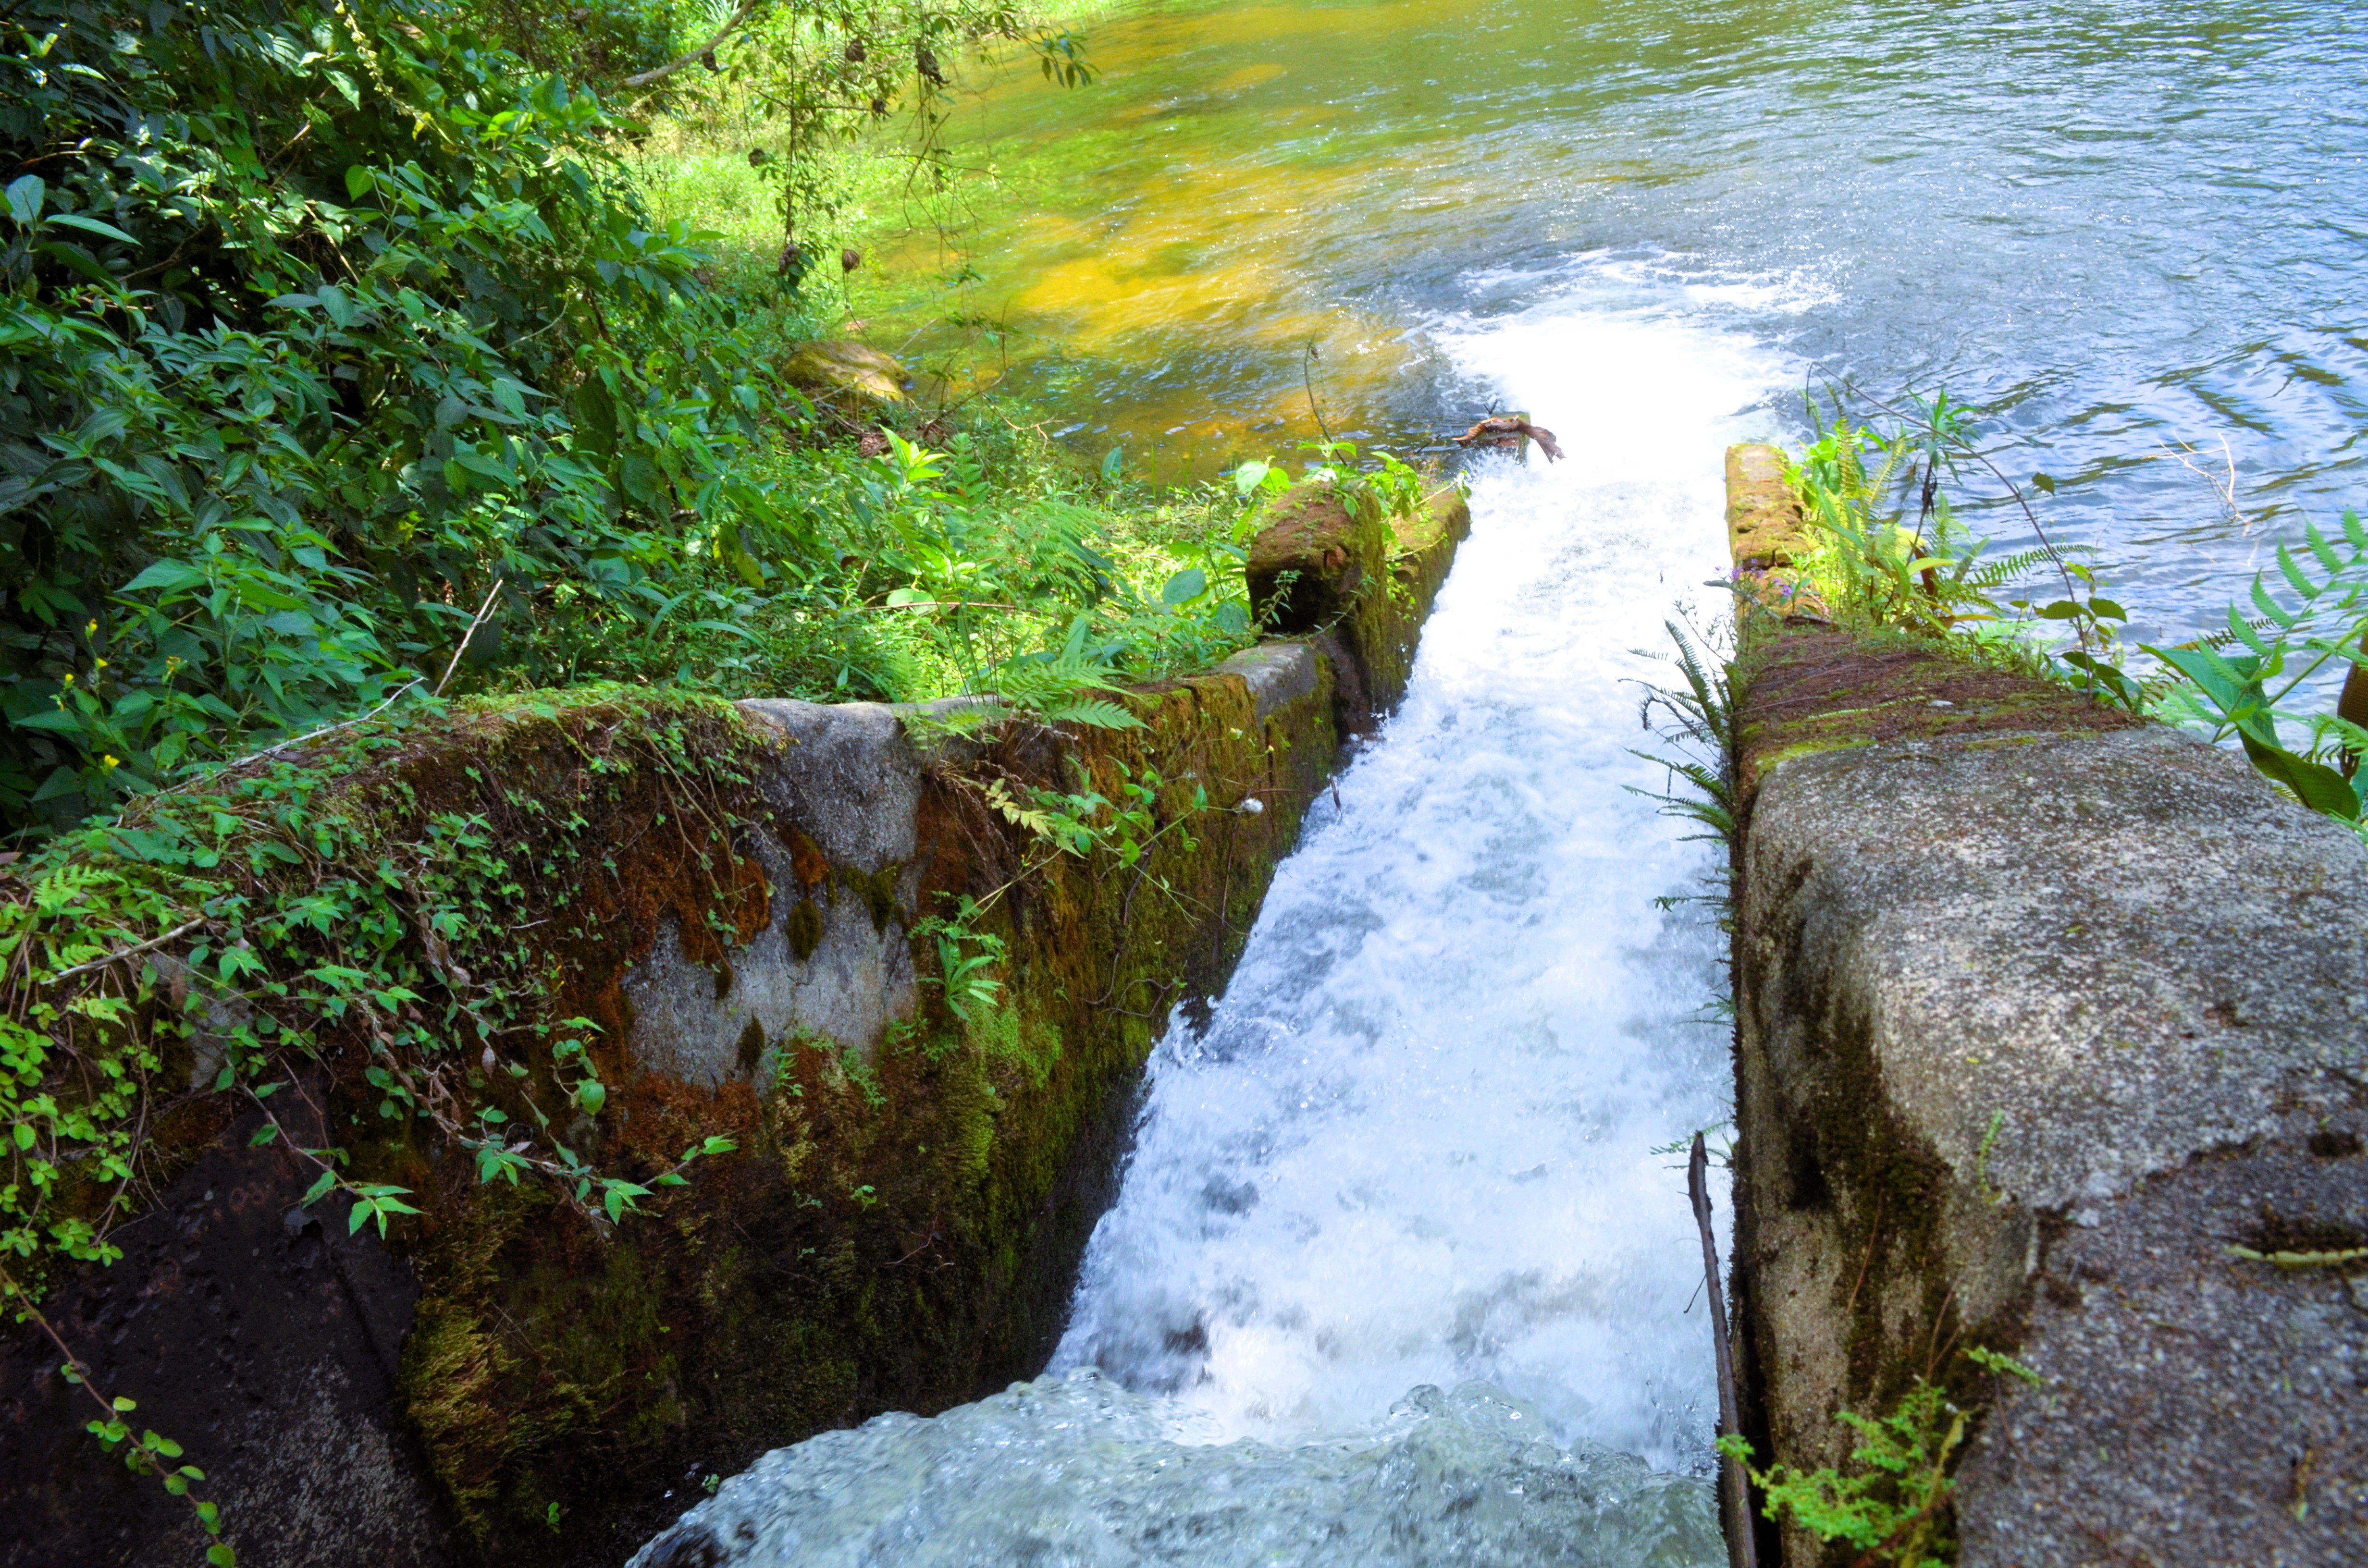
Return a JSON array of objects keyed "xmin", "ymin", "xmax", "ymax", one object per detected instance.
[{"xmin": 855, "ymin": 0, "xmax": 1583, "ymax": 473}]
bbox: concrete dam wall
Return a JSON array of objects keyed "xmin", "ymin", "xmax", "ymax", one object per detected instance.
[
  {"xmin": 0, "ymin": 485, "xmax": 1469, "ymax": 1568},
  {"xmin": 1720, "ymin": 446, "xmax": 2368, "ymax": 1565}
]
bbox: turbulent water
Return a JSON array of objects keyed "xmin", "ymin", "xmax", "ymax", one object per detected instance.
[
  {"xmin": 862, "ymin": 0, "xmax": 2368, "ymax": 645},
  {"xmin": 638, "ymin": 0, "xmax": 2365, "ymax": 1558},
  {"xmin": 627, "ymin": 1376, "xmax": 1723, "ymax": 1568}
]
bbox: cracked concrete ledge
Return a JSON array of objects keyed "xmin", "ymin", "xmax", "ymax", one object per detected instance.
[{"xmin": 1720, "ymin": 445, "xmax": 2368, "ymax": 1567}]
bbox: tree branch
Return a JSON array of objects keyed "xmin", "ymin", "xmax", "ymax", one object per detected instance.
[
  {"xmin": 1691, "ymin": 1133, "xmax": 1760, "ymax": 1568},
  {"xmin": 621, "ymin": 0, "xmax": 764, "ymax": 88}
]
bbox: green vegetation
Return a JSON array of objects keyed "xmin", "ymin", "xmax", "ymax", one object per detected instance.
[
  {"xmin": 1718, "ymin": 1347, "xmax": 2042, "ymax": 1568},
  {"xmin": 0, "ymin": 4, "xmax": 1469, "ymax": 1554},
  {"xmin": 0, "ymin": 0, "xmax": 1375, "ymax": 1553},
  {"xmin": 1, "ymin": 689, "xmax": 768, "ymax": 1557},
  {"xmin": 1770, "ymin": 389, "xmax": 2368, "ymax": 830},
  {"xmin": 0, "ymin": 0, "xmax": 1223, "ymax": 844}
]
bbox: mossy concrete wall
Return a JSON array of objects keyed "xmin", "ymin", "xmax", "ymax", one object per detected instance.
[
  {"xmin": 0, "ymin": 490, "xmax": 1467, "ymax": 1568},
  {"xmin": 1249, "ymin": 481, "xmax": 1471, "ymax": 728},
  {"xmin": 1721, "ymin": 444, "xmax": 2368, "ymax": 1565}
]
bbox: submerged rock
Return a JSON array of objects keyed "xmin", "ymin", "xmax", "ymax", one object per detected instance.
[
  {"xmin": 628, "ymin": 1371, "xmax": 1723, "ymax": 1568},
  {"xmin": 781, "ymin": 340, "xmax": 906, "ymax": 403}
]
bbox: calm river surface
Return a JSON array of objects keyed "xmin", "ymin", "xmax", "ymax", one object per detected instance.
[{"xmin": 637, "ymin": 4, "xmax": 2365, "ymax": 1560}]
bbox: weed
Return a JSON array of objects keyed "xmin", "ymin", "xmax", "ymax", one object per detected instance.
[{"xmin": 1720, "ymin": 1346, "xmax": 2043, "ymax": 1568}]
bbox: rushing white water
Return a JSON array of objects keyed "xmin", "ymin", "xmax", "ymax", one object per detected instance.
[
  {"xmin": 1046, "ymin": 280, "xmax": 1783, "ymax": 1471},
  {"xmin": 633, "ymin": 275, "xmax": 1789, "ymax": 1566}
]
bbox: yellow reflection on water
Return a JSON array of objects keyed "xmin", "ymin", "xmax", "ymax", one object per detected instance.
[{"xmin": 855, "ymin": 0, "xmax": 1507, "ymax": 476}]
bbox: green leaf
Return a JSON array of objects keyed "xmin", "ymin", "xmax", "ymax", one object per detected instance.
[
  {"xmin": 36, "ymin": 240, "xmax": 115, "ymax": 287},
  {"xmin": 2146, "ymin": 643, "xmax": 2276, "ymax": 743},
  {"xmin": 120, "ymin": 560, "xmax": 208, "ymax": 596},
  {"xmin": 14, "ymin": 709, "xmax": 85, "ymax": 734},
  {"xmin": 574, "ymin": 1079, "xmax": 605, "ymax": 1114},
  {"xmin": 1160, "ymin": 568, "xmax": 1208, "ymax": 607},
  {"xmin": 2239, "ymin": 734, "xmax": 2360, "ymax": 821},
  {"xmin": 47, "ymin": 212, "xmax": 137, "ymax": 245},
  {"xmin": 345, "ymin": 165, "xmax": 374, "ymax": 200},
  {"xmin": 1040, "ymin": 697, "xmax": 1145, "ymax": 731},
  {"xmin": 4, "ymin": 174, "xmax": 42, "ymax": 225}
]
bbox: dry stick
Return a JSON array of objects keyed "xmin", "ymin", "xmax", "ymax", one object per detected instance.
[
  {"xmin": 1302, "ymin": 341, "xmax": 1335, "ymax": 446},
  {"xmin": 1690, "ymin": 1133, "xmax": 1759, "ymax": 1568},
  {"xmin": 127, "ymin": 676, "xmax": 425, "ymax": 820},
  {"xmin": 44, "ymin": 917, "xmax": 210, "ymax": 985},
  {"xmin": 434, "ymin": 579, "xmax": 506, "ymax": 698}
]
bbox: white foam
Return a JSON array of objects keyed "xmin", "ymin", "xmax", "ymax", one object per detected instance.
[{"xmin": 1049, "ymin": 274, "xmax": 1792, "ymax": 1472}]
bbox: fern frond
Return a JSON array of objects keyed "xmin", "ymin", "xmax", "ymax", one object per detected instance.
[{"xmin": 1035, "ymin": 698, "xmax": 1140, "ymax": 731}]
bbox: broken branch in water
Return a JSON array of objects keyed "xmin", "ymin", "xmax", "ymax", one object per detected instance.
[{"xmin": 1452, "ymin": 414, "xmax": 1564, "ymax": 462}]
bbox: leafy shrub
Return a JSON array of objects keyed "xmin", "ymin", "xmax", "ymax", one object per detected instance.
[{"xmin": 0, "ymin": 0, "xmax": 801, "ymax": 835}]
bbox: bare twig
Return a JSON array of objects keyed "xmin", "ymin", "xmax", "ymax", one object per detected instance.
[
  {"xmin": 2157, "ymin": 435, "xmax": 2249, "ymax": 533},
  {"xmin": 129, "ymin": 677, "xmax": 425, "ymax": 817},
  {"xmin": 872, "ymin": 599, "xmax": 1025, "ymax": 613},
  {"xmin": 1301, "ymin": 341, "xmax": 1334, "ymax": 446},
  {"xmin": 1452, "ymin": 415, "xmax": 1564, "ymax": 462},
  {"xmin": 1690, "ymin": 1133, "xmax": 1759, "ymax": 1568},
  {"xmin": 434, "ymin": 579, "xmax": 506, "ymax": 698}
]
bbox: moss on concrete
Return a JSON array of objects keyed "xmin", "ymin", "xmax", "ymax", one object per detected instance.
[
  {"xmin": 1733, "ymin": 626, "xmax": 2138, "ymax": 812},
  {"xmin": 1719, "ymin": 436, "xmax": 2368, "ymax": 1565},
  {"xmin": 257, "ymin": 656, "xmax": 1346, "ymax": 1563},
  {"xmin": 1247, "ymin": 481, "xmax": 1469, "ymax": 723},
  {"xmin": 5, "ymin": 447, "xmax": 1466, "ymax": 1568}
]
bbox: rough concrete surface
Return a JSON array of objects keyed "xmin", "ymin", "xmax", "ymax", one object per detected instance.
[
  {"xmin": 1749, "ymin": 725, "xmax": 2368, "ymax": 1214},
  {"xmin": 1734, "ymin": 720, "xmax": 2368, "ymax": 1566},
  {"xmin": 1217, "ymin": 643, "xmax": 1323, "ymax": 723},
  {"xmin": 622, "ymin": 698, "xmax": 937, "ymax": 1084}
]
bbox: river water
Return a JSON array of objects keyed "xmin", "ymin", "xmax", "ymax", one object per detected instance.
[{"xmin": 637, "ymin": 1, "xmax": 2364, "ymax": 1560}]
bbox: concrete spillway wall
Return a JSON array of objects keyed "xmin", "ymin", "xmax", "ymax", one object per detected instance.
[
  {"xmin": 1721, "ymin": 447, "xmax": 2368, "ymax": 1565},
  {"xmin": 0, "ymin": 485, "xmax": 1468, "ymax": 1568}
]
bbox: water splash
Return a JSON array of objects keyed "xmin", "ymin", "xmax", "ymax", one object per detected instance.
[
  {"xmin": 627, "ymin": 1372, "xmax": 1725, "ymax": 1568},
  {"xmin": 1047, "ymin": 280, "xmax": 1783, "ymax": 1467}
]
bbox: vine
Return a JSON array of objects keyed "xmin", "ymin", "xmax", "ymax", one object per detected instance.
[{"xmin": 0, "ymin": 688, "xmax": 765, "ymax": 1551}]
